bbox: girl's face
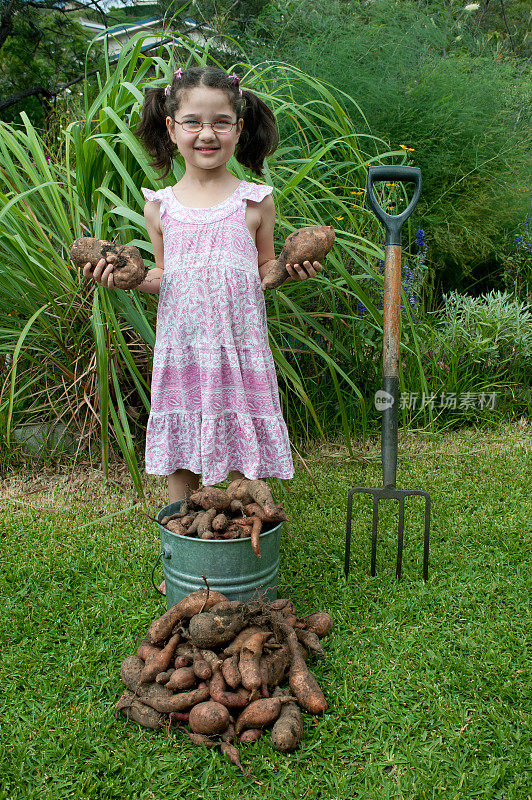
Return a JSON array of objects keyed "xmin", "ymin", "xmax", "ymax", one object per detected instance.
[{"xmin": 166, "ymin": 86, "xmax": 244, "ymax": 172}]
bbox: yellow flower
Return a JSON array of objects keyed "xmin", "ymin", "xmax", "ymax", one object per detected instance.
[
  {"xmin": 48, "ymin": 233, "xmax": 53, "ymax": 238},
  {"xmin": 386, "ymin": 182, "xmax": 396, "ymax": 187},
  {"xmin": 399, "ymin": 145, "xmax": 415, "ymax": 152},
  {"xmin": 350, "ymin": 190, "xmax": 364, "ymax": 196},
  {"xmin": 334, "ymin": 215, "xmax": 344, "ymax": 220}
]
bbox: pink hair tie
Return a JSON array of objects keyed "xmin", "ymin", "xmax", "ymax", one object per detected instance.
[
  {"xmin": 228, "ymin": 71, "xmax": 242, "ymax": 97},
  {"xmin": 164, "ymin": 85, "xmax": 171, "ymax": 97},
  {"xmin": 174, "ymin": 68, "xmax": 182, "ymax": 79}
]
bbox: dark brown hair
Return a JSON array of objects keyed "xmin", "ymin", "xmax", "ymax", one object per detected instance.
[{"xmin": 134, "ymin": 65, "xmax": 279, "ymax": 178}]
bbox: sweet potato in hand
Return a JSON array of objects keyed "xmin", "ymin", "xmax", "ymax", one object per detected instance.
[
  {"xmin": 261, "ymin": 226, "xmax": 335, "ymax": 290},
  {"xmin": 71, "ymin": 236, "xmax": 147, "ymax": 290}
]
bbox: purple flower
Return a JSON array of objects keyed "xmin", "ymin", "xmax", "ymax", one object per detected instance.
[{"xmin": 415, "ymin": 227, "xmax": 426, "ymax": 248}]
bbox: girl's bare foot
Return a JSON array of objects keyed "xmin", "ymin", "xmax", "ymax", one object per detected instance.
[{"xmin": 158, "ymin": 580, "xmax": 166, "ymax": 595}]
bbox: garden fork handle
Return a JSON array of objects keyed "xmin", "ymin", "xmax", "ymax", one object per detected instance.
[{"xmin": 366, "ymin": 166, "xmax": 422, "ymax": 488}]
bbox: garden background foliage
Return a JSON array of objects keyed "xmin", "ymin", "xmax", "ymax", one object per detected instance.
[{"xmin": 0, "ymin": 0, "xmax": 530, "ymax": 493}]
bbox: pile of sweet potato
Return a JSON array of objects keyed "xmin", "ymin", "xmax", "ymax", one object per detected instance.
[
  {"xmin": 116, "ymin": 589, "xmax": 333, "ymax": 769},
  {"xmin": 160, "ymin": 478, "xmax": 287, "ymax": 557}
]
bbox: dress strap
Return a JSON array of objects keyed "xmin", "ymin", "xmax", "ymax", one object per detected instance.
[
  {"xmin": 141, "ymin": 187, "xmax": 170, "ymax": 217},
  {"xmin": 239, "ymin": 182, "xmax": 274, "ymax": 204}
]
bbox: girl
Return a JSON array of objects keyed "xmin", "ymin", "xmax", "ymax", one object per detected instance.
[{"xmin": 84, "ymin": 65, "xmax": 323, "ymax": 504}]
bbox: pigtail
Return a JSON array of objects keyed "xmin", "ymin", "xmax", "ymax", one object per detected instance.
[
  {"xmin": 134, "ymin": 87, "xmax": 177, "ymax": 179},
  {"xmin": 235, "ymin": 90, "xmax": 279, "ymax": 177}
]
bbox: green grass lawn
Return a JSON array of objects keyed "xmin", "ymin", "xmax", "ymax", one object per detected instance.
[{"xmin": 1, "ymin": 423, "xmax": 531, "ymax": 800}]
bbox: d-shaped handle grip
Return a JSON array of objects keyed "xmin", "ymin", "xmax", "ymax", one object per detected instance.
[{"xmin": 366, "ymin": 166, "xmax": 422, "ymax": 245}]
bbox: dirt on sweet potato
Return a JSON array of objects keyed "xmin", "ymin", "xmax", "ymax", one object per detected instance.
[{"xmin": 71, "ymin": 236, "xmax": 148, "ymax": 290}]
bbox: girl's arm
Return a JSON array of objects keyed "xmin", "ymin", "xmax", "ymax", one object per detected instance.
[
  {"xmin": 256, "ymin": 195, "xmax": 278, "ymax": 284},
  {"xmin": 136, "ymin": 200, "xmax": 164, "ymax": 294},
  {"xmin": 256, "ymin": 195, "xmax": 322, "ymax": 286}
]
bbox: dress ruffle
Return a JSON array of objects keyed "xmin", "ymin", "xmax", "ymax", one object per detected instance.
[{"xmin": 146, "ymin": 410, "xmax": 293, "ymax": 483}]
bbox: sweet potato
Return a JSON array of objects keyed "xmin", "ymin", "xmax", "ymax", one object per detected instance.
[
  {"xmin": 187, "ymin": 601, "xmax": 249, "ymax": 648},
  {"xmin": 244, "ymin": 502, "xmax": 287, "ymax": 524},
  {"xmin": 174, "ymin": 642, "xmax": 194, "ymax": 661},
  {"xmin": 168, "ymin": 710, "xmax": 190, "ymax": 724},
  {"xmin": 187, "ymin": 732, "xmax": 218, "ymax": 748},
  {"xmin": 295, "ymin": 628, "xmax": 325, "ymax": 657},
  {"xmin": 260, "ymin": 225, "xmax": 335, "ymax": 290},
  {"xmin": 188, "ymin": 701, "xmax": 230, "ymax": 735},
  {"xmin": 155, "ymin": 668, "xmax": 175, "ymax": 685},
  {"xmin": 222, "ymin": 653, "xmax": 242, "ymax": 689},
  {"xmin": 115, "ymin": 688, "xmax": 136, "ymax": 716},
  {"xmin": 221, "ymin": 524, "xmax": 243, "ymax": 540},
  {"xmin": 238, "ymin": 631, "xmax": 270, "ymax": 692},
  {"xmin": 121, "ymin": 654, "xmax": 144, "ymax": 691},
  {"xmin": 269, "ymin": 598, "xmax": 296, "ymax": 615},
  {"xmin": 140, "ymin": 681, "xmax": 211, "ymax": 713},
  {"xmin": 209, "ymin": 666, "xmax": 250, "ymax": 709},
  {"xmin": 192, "ymin": 647, "xmax": 212, "ymax": 681},
  {"xmin": 200, "ymin": 649, "xmax": 222, "ymax": 670},
  {"xmin": 224, "ymin": 626, "xmax": 265, "ymax": 656},
  {"xmin": 165, "ymin": 519, "xmax": 187, "ymax": 536},
  {"xmin": 179, "ymin": 513, "xmax": 197, "ymax": 529},
  {"xmin": 303, "ymin": 612, "xmax": 334, "ymax": 638},
  {"xmin": 221, "ymin": 722, "xmax": 236, "ymax": 743},
  {"xmin": 219, "ymin": 741, "xmax": 248, "ymax": 775},
  {"xmin": 288, "ymin": 649, "xmax": 327, "ymax": 715},
  {"xmin": 190, "ymin": 487, "xmax": 231, "ymax": 512},
  {"xmin": 272, "ymin": 618, "xmax": 327, "ymax": 714},
  {"xmin": 245, "ymin": 481, "xmax": 286, "ymax": 520},
  {"xmin": 271, "ymin": 686, "xmax": 303, "ymax": 751},
  {"xmin": 115, "ymin": 690, "xmax": 166, "ymax": 729},
  {"xmin": 145, "ymin": 589, "xmax": 227, "ymax": 645},
  {"xmin": 225, "ymin": 478, "xmax": 254, "ymax": 506},
  {"xmin": 165, "ymin": 666, "xmax": 197, "ymax": 691},
  {"xmin": 137, "ymin": 633, "xmax": 180, "ymax": 687},
  {"xmin": 239, "ymin": 728, "xmax": 262, "ymax": 744},
  {"xmin": 229, "ymin": 499, "xmax": 245, "ymax": 516},
  {"xmin": 250, "ymin": 516, "xmax": 262, "ymax": 558},
  {"xmin": 71, "ymin": 236, "xmax": 148, "ymax": 290},
  {"xmin": 264, "ymin": 647, "xmax": 291, "ymax": 687},
  {"xmin": 212, "ymin": 513, "xmax": 229, "ymax": 532},
  {"xmin": 136, "ymin": 641, "xmax": 163, "ymax": 662},
  {"xmin": 234, "ymin": 696, "xmax": 292, "ymax": 735}
]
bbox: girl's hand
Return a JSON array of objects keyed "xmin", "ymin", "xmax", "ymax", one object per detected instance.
[
  {"xmin": 83, "ymin": 257, "xmax": 115, "ymax": 289},
  {"xmin": 285, "ymin": 260, "xmax": 323, "ymax": 281}
]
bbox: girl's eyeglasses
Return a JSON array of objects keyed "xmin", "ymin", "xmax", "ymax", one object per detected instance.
[{"xmin": 174, "ymin": 120, "xmax": 238, "ymax": 134}]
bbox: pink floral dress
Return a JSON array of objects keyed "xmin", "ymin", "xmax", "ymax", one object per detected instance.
[{"xmin": 141, "ymin": 180, "xmax": 294, "ymax": 485}]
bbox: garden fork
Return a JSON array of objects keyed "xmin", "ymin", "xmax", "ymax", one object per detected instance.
[{"xmin": 345, "ymin": 166, "xmax": 430, "ymax": 581}]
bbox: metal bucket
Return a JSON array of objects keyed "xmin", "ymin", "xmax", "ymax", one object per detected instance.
[{"xmin": 154, "ymin": 500, "xmax": 282, "ymax": 608}]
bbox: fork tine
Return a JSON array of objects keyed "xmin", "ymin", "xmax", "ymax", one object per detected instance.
[
  {"xmin": 396, "ymin": 497, "xmax": 405, "ymax": 580},
  {"xmin": 345, "ymin": 489, "xmax": 355, "ymax": 578},
  {"xmin": 370, "ymin": 495, "xmax": 379, "ymax": 577},
  {"xmin": 423, "ymin": 493, "xmax": 431, "ymax": 582}
]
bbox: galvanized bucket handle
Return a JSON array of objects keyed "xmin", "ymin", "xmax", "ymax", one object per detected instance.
[{"xmin": 151, "ymin": 550, "xmax": 166, "ymax": 595}]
